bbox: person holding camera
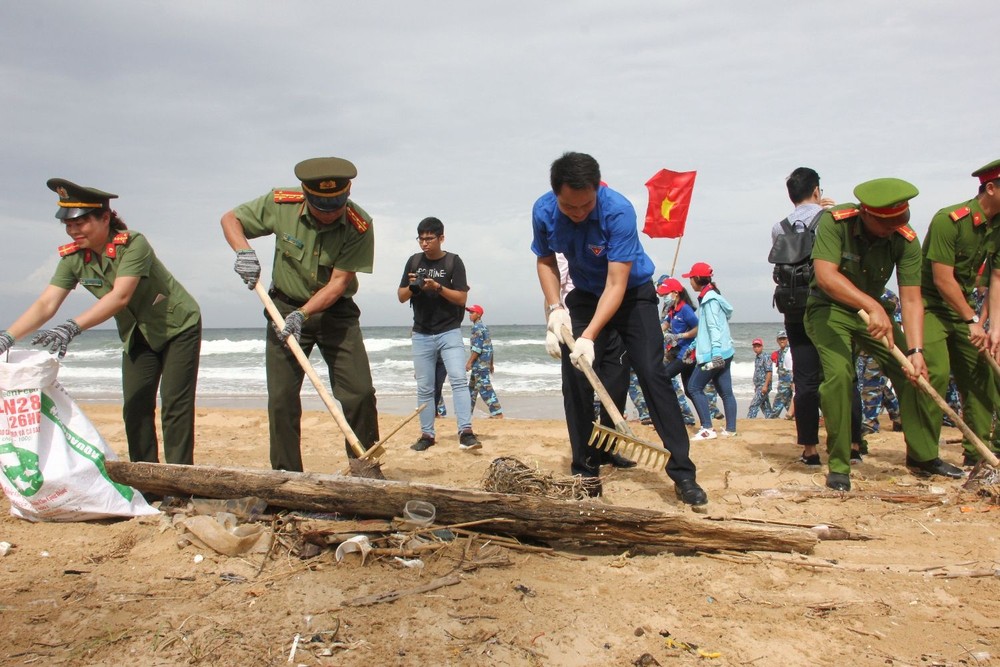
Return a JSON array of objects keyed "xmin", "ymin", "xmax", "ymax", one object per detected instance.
[
  {"xmin": 683, "ymin": 262, "xmax": 739, "ymax": 440},
  {"xmin": 398, "ymin": 217, "xmax": 481, "ymax": 452},
  {"xmin": 221, "ymin": 156, "xmax": 380, "ymax": 472}
]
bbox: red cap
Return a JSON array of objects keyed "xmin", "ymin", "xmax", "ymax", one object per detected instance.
[
  {"xmin": 466, "ymin": 304, "xmax": 484, "ymax": 315},
  {"xmin": 752, "ymin": 338, "xmax": 763, "ymax": 346},
  {"xmin": 681, "ymin": 262, "xmax": 713, "ymax": 278},
  {"xmin": 656, "ymin": 277, "xmax": 684, "ymax": 295}
]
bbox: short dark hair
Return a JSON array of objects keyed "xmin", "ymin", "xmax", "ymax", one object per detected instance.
[
  {"xmin": 417, "ymin": 216, "xmax": 444, "ymax": 236},
  {"xmin": 786, "ymin": 167, "xmax": 820, "ymax": 204},
  {"xmin": 550, "ymin": 152, "xmax": 601, "ymax": 193},
  {"xmin": 978, "ymin": 178, "xmax": 1000, "ymax": 195}
]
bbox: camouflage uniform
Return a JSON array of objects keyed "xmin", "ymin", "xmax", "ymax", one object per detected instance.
[
  {"xmin": 468, "ymin": 318, "xmax": 503, "ymax": 417},
  {"xmin": 855, "ymin": 289, "xmax": 902, "ymax": 434},
  {"xmin": 627, "ymin": 370, "xmax": 650, "ymax": 422},
  {"xmin": 747, "ymin": 350, "xmax": 773, "ymax": 418},
  {"xmin": 770, "ymin": 345, "xmax": 793, "ymax": 418},
  {"xmin": 855, "ymin": 352, "xmax": 901, "ymax": 433}
]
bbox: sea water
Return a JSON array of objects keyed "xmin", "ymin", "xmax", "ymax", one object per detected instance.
[{"xmin": 47, "ymin": 323, "xmax": 788, "ymax": 417}]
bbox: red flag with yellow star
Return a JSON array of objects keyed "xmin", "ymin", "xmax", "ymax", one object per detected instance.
[{"xmin": 643, "ymin": 168, "xmax": 697, "ymax": 239}]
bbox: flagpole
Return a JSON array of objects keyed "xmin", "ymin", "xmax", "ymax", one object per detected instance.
[{"xmin": 669, "ymin": 236, "xmax": 683, "ymax": 277}]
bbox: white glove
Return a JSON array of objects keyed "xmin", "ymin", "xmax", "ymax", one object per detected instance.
[
  {"xmin": 546, "ymin": 307, "xmax": 572, "ymax": 344},
  {"xmin": 544, "ymin": 330, "xmax": 562, "ymax": 359},
  {"xmin": 569, "ymin": 337, "xmax": 595, "ymax": 370}
]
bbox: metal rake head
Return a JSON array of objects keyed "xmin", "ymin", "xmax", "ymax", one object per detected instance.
[{"xmin": 588, "ymin": 422, "xmax": 668, "ymax": 469}]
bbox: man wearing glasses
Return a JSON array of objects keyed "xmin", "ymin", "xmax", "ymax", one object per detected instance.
[
  {"xmin": 221, "ymin": 156, "xmax": 380, "ymax": 472},
  {"xmin": 398, "ymin": 217, "xmax": 481, "ymax": 452}
]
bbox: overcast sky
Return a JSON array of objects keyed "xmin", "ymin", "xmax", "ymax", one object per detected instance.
[{"xmin": 2, "ymin": 2, "xmax": 996, "ymax": 329}]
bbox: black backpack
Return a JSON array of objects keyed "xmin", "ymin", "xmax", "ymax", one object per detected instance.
[{"xmin": 768, "ymin": 211, "xmax": 823, "ymax": 315}]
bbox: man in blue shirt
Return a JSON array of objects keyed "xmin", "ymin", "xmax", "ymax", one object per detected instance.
[{"xmin": 531, "ymin": 152, "xmax": 706, "ymax": 506}]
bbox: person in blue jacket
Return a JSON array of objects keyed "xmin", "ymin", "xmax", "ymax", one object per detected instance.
[{"xmin": 683, "ymin": 262, "xmax": 738, "ymax": 439}]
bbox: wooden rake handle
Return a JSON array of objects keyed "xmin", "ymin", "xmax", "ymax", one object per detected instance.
[
  {"xmin": 857, "ymin": 310, "xmax": 999, "ymax": 467},
  {"xmin": 560, "ymin": 325, "xmax": 634, "ymax": 437},
  {"xmin": 254, "ymin": 282, "xmax": 376, "ymax": 461}
]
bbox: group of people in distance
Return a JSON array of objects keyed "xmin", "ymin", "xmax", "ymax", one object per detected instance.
[{"xmin": 3, "ymin": 152, "xmax": 998, "ymax": 506}]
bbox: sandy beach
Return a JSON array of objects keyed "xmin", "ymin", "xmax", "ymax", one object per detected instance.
[{"xmin": 0, "ymin": 404, "xmax": 997, "ymax": 666}]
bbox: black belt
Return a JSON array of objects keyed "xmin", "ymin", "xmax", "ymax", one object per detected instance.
[{"xmin": 268, "ymin": 287, "xmax": 308, "ymax": 309}]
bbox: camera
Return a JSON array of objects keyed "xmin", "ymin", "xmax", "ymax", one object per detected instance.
[{"xmin": 408, "ymin": 275, "xmax": 425, "ymax": 294}]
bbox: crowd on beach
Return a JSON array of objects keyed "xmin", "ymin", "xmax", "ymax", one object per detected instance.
[{"xmin": 2, "ymin": 152, "xmax": 1000, "ymax": 506}]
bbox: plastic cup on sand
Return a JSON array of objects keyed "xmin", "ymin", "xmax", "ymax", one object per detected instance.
[{"xmin": 403, "ymin": 500, "xmax": 435, "ymax": 527}]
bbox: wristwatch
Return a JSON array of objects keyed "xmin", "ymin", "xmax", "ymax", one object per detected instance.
[
  {"xmin": 547, "ymin": 303, "xmax": 563, "ymax": 313},
  {"xmin": 965, "ymin": 315, "xmax": 980, "ymax": 325}
]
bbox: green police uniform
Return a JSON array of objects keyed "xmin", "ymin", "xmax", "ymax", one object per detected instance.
[
  {"xmin": 50, "ymin": 214, "xmax": 201, "ymax": 466},
  {"xmin": 921, "ymin": 162, "xmax": 1000, "ymax": 462},
  {"xmin": 804, "ymin": 179, "xmax": 940, "ymax": 479},
  {"xmin": 232, "ymin": 166, "xmax": 379, "ymax": 472}
]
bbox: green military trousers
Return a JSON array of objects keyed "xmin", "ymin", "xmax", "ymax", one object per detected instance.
[
  {"xmin": 804, "ymin": 303, "xmax": 939, "ymax": 475},
  {"xmin": 922, "ymin": 312, "xmax": 1000, "ymax": 461},
  {"xmin": 265, "ymin": 297, "xmax": 379, "ymax": 472},
  {"xmin": 122, "ymin": 320, "xmax": 202, "ymax": 465}
]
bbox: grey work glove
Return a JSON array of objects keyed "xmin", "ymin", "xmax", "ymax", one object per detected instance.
[
  {"xmin": 234, "ymin": 249, "xmax": 261, "ymax": 289},
  {"xmin": 31, "ymin": 319, "xmax": 82, "ymax": 359},
  {"xmin": 273, "ymin": 309, "xmax": 306, "ymax": 345},
  {"xmin": 700, "ymin": 355, "xmax": 725, "ymax": 372},
  {"xmin": 663, "ymin": 333, "xmax": 679, "ymax": 349},
  {"xmin": 0, "ymin": 330, "xmax": 14, "ymax": 356}
]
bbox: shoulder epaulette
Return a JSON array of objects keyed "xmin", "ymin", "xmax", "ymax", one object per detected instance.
[
  {"xmin": 274, "ymin": 189, "xmax": 305, "ymax": 204},
  {"xmin": 895, "ymin": 225, "xmax": 917, "ymax": 242},
  {"xmin": 831, "ymin": 207, "xmax": 860, "ymax": 222},
  {"xmin": 947, "ymin": 204, "xmax": 985, "ymax": 227},
  {"xmin": 105, "ymin": 231, "xmax": 131, "ymax": 258},
  {"xmin": 57, "ymin": 241, "xmax": 93, "ymax": 263},
  {"xmin": 948, "ymin": 206, "xmax": 970, "ymax": 222},
  {"xmin": 346, "ymin": 207, "xmax": 369, "ymax": 234},
  {"xmin": 58, "ymin": 241, "xmax": 81, "ymax": 257}
]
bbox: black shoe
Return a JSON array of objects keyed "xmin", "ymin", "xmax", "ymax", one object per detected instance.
[
  {"xmin": 410, "ymin": 434, "xmax": 435, "ymax": 451},
  {"xmin": 858, "ymin": 438, "xmax": 869, "ymax": 455},
  {"xmin": 826, "ymin": 472, "xmax": 851, "ymax": 491},
  {"xmin": 850, "ymin": 449, "xmax": 863, "ymax": 465},
  {"xmin": 799, "ymin": 453, "xmax": 821, "ymax": 467},
  {"xmin": 905, "ymin": 456, "xmax": 965, "ymax": 479},
  {"xmin": 640, "ymin": 417, "xmax": 653, "ymax": 426},
  {"xmin": 459, "ymin": 430, "xmax": 482, "ymax": 450},
  {"xmin": 604, "ymin": 452, "xmax": 637, "ymax": 469},
  {"xmin": 674, "ymin": 479, "xmax": 708, "ymax": 506},
  {"xmin": 891, "ymin": 421, "xmax": 903, "ymax": 432}
]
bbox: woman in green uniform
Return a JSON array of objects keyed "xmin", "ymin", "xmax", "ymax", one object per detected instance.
[{"xmin": 0, "ymin": 179, "xmax": 202, "ymax": 465}]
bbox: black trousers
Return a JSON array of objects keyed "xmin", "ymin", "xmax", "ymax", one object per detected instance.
[
  {"xmin": 562, "ymin": 283, "xmax": 696, "ymax": 483},
  {"xmin": 784, "ymin": 316, "xmax": 862, "ymax": 446}
]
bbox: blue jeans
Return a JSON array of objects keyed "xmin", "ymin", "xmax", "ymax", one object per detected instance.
[
  {"xmin": 689, "ymin": 358, "xmax": 738, "ymax": 432},
  {"xmin": 412, "ymin": 328, "xmax": 472, "ymax": 437}
]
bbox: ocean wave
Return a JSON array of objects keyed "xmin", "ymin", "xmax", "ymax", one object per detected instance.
[{"xmin": 200, "ymin": 338, "xmax": 267, "ymax": 356}]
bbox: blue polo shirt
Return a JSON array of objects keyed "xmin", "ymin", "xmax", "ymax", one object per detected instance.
[{"xmin": 531, "ymin": 185, "xmax": 654, "ymax": 294}]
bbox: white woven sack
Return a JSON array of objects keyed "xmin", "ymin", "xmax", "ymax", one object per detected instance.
[{"xmin": 0, "ymin": 350, "xmax": 157, "ymax": 521}]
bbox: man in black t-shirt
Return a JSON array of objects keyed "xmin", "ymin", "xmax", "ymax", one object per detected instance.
[{"xmin": 397, "ymin": 217, "xmax": 481, "ymax": 451}]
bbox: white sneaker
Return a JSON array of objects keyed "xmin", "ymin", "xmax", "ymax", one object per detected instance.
[
  {"xmin": 692, "ymin": 428, "xmax": 717, "ymax": 441},
  {"xmin": 720, "ymin": 430, "xmax": 738, "ymax": 437}
]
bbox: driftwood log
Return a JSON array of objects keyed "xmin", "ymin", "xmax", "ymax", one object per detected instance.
[{"xmin": 106, "ymin": 462, "xmax": 817, "ymax": 553}]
